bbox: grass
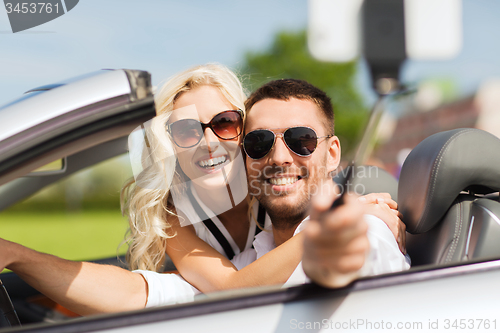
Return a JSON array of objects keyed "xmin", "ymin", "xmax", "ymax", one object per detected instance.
[{"xmin": 0, "ymin": 210, "xmax": 129, "ymax": 270}]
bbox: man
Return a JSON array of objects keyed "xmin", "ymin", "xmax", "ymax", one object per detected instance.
[{"xmin": 241, "ymin": 79, "xmax": 409, "ymax": 287}]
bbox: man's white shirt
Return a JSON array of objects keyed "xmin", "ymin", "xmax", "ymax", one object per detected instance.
[{"xmin": 135, "ymin": 214, "xmax": 410, "ymax": 307}]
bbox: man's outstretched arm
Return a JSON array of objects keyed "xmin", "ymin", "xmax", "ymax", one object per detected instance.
[{"xmin": 302, "ymin": 181, "xmax": 369, "ymax": 288}]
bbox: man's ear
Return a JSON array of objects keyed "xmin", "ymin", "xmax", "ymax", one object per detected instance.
[{"xmin": 327, "ymin": 136, "xmax": 341, "ymax": 173}]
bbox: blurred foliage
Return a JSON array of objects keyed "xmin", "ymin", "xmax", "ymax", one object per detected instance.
[
  {"xmin": 240, "ymin": 30, "xmax": 368, "ymax": 154},
  {"xmin": 4, "ymin": 155, "xmax": 132, "ymax": 212},
  {"xmin": 0, "ymin": 211, "xmax": 128, "ymax": 267},
  {"xmin": 0, "ymin": 157, "xmax": 131, "ymax": 266}
]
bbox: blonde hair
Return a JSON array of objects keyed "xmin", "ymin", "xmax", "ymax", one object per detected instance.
[{"xmin": 121, "ymin": 64, "xmax": 247, "ymax": 272}]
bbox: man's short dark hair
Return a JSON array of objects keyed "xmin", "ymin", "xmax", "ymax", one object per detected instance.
[{"xmin": 245, "ymin": 79, "xmax": 334, "ymax": 134}]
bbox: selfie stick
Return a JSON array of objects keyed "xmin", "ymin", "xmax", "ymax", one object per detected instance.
[
  {"xmin": 331, "ymin": 0, "xmax": 405, "ymax": 209},
  {"xmin": 330, "ymin": 96, "xmax": 387, "ymax": 208}
]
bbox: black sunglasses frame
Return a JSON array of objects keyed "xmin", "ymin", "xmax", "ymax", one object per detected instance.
[
  {"xmin": 242, "ymin": 126, "xmax": 333, "ymax": 160},
  {"xmin": 167, "ymin": 110, "xmax": 244, "ymax": 148}
]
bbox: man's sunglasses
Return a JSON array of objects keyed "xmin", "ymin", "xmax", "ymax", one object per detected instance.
[
  {"xmin": 167, "ymin": 110, "xmax": 243, "ymax": 148},
  {"xmin": 243, "ymin": 126, "xmax": 333, "ymax": 160}
]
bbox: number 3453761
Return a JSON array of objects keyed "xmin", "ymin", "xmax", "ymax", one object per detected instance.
[{"xmin": 5, "ymin": 3, "xmax": 60, "ymax": 14}]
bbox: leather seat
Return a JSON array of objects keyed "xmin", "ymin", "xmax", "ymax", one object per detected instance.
[{"xmin": 398, "ymin": 128, "xmax": 500, "ymax": 266}]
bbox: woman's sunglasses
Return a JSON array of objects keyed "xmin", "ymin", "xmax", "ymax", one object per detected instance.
[
  {"xmin": 243, "ymin": 126, "xmax": 333, "ymax": 160},
  {"xmin": 167, "ymin": 110, "xmax": 243, "ymax": 148}
]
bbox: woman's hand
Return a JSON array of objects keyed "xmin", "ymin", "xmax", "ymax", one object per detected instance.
[{"xmin": 358, "ymin": 193, "xmax": 406, "ymax": 254}]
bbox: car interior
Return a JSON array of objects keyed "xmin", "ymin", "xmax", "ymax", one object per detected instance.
[{"xmin": 399, "ymin": 128, "xmax": 500, "ymax": 266}]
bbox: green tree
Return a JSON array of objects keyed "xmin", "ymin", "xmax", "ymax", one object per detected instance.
[{"xmin": 241, "ymin": 30, "xmax": 367, "ymax": 154}]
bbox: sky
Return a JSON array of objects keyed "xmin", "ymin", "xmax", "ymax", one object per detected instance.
[{"xmin": 1, "ymin": 0, "xmax": 500, "ymax": 108}]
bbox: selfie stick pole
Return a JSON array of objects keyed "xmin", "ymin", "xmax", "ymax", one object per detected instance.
[{"xmin": 331, "ymin": 0, "xmax": 406, "ymax": 208}]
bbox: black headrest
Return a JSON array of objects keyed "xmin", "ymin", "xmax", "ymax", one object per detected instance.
[{"xmin": 399, "ymin": 128, "xmax": 500, "ymax": 234}]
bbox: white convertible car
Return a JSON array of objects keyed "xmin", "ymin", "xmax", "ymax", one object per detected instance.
[{"xmin": 0, "ymin": 67, "xmax": 500, "ymax": 333}]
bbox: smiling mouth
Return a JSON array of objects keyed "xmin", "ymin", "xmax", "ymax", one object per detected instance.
[
  {"xmin": 268, "ymin": 176, "xmax": 302, "ymax": 186},
  {"xmin": 197, "ymin": 155, "xmax": 228, "ymax": 169}
]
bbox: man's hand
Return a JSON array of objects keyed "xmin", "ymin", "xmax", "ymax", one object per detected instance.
[
  {"xmin": 302, "ymin": 181, "xmax": 369, "ymax": 288},
  {"xmin": 358, "ymin": 193, "xmax": 406, "ymax": 254}
]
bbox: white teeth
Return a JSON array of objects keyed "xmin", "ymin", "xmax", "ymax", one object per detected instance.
[
  {"xmin": 269, "ymin": 177, "xmax": 299, "ymax": 186},
  {"xmin": 198, "ymin": 156, "xmax": 227, "ymax": 168}
]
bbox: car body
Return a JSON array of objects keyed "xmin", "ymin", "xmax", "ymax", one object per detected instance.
[{"xmin": 1, "ymin": 67, "xmax": 500, "ymax": 333}]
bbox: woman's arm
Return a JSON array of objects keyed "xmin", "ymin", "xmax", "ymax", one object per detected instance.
[
  {"xmin": 165, "ymin": 193, "xmax": 402, "ymax": 293},
  {"xmin": 0, "ymin": 238, "xmax": 147, "ymax": 316},
  {"xmin": 358, "ymin": 193, "xmax": 406, "ymax": 254},
  {"xmin": 165, "ymin": 217, "xmax": 303, "ymax": 293}
]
